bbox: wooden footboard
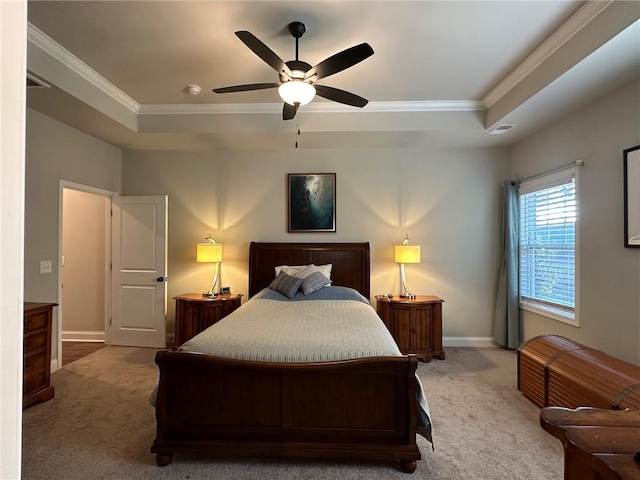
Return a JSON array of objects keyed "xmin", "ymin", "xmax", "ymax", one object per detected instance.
[{"xmin": 151, "ymin": 351, "xmax": 421, "ymax": 473}]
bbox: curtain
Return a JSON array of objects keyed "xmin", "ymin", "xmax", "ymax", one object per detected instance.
[{"xmin": 493, "ymin": 180, "xmax": 521, "ymax": 349}]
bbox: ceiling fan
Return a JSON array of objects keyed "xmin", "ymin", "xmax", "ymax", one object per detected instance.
[{"xmin": 213, "ymin": 21, "xmax": 374, "ymax": 121}]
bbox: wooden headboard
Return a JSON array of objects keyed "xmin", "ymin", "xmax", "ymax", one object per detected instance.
[{"xmin": 248, "ymin": 242, "xmax": 370, "ymax": 299}]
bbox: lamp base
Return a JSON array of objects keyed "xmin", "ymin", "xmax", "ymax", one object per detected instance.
[
  {"xmin": 202, "ymin": 292, "xmax": 218, "ymax": 298},
  {"xmin": 400, "ymin": 293, "xmax": 416, "ymax": 299}
]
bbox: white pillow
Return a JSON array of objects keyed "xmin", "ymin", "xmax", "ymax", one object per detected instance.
[{"xmin": 274, "ymin": 264, "xmax": 332, "ymax": 282}]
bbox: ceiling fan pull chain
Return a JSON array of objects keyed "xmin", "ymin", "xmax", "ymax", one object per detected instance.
[{"xmin": 295, "ymin": 117, "xmax": 301, "ymax": 148}]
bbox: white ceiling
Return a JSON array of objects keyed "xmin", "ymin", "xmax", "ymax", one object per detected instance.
[{"xmin": 26, "ymin": 1, "xmax": 640, "ymax": 151}]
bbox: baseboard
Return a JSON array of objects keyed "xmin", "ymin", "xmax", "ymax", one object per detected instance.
[
  {"xmin": 443, "ymin": 337, "xmax": 496, "ymax": 348},
  {"xmin": 50, "ymin": 358, "xmax": 59, "ymax": 373},
  {"xmin": 62, "ymin": 330, "xmax": 105, "ymax": 342}
]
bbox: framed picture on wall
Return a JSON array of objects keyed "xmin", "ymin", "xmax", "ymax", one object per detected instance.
[
  {"xmin": 624, "ymin": 145, "xmax": 640, "ymax": 248},
  {"xmin": 287, "ymin": 173, "xmax": 336, "ymax": 232}
]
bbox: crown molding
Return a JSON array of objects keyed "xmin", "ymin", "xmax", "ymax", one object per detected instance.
[
  {"xmin": 138, "ymin": 100, "xmax": 485, "ymax": 116},
  {"xmin": 482, "ymin": 0, "xmax": 613, "ymax": 108},
  {"xmin": 27, "ymin": 23, "xmax": 140, "ymax": 114}
]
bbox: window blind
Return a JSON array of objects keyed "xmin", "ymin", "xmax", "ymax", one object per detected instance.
[{"xmin": 519, "ymin": 173, "xmax": 576, "ymax": 310}]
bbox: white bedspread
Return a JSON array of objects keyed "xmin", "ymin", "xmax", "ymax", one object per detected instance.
[{"xmin": 180, "ymin": 298, "xmax": 402, "ymax": 362}]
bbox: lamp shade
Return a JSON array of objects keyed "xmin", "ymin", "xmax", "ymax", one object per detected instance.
[
  {"xmin": 196, "ymin": 243, "xmax": 222, "ymax": 263},
  {"xmin": 394, "ymin": 245, "xmax": 421, "ymax": 264},
  {"xmin": 278, "ymin": 80, "xmax": 316, "ymax": 106}
]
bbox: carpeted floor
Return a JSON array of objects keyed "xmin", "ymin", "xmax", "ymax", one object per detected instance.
[{"xmin": 22, "ymin": 346, "xmax": 563, "ymax": 479}]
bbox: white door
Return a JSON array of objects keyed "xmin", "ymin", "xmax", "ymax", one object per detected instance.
[{"xmin": 111, "ymin": 196, "xmax": 168, "ymax": 347}]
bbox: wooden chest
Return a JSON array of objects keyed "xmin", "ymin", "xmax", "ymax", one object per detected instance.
[
  {"xmin": 548, "ymin": 348, "xmax": 640, "ymax": 410},
  {"xmin": 23, "ymin": 302, "xmax": 56, "ymax": 408},
  {"xmin": 518, "ymin": 334, "xmax": 640, "ymax": 410},
  {"xmin": 517, "ymin": 335, "xmax": 585, "ymax": 408}
]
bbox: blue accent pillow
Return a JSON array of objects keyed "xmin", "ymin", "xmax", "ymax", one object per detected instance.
[
  {"xmin": 269, "ymin": 271, "xmax": 304, "ymax": 299},
  {"xmin": 301, "ymin": 271, "xmax": 331, "ymax": 295}
]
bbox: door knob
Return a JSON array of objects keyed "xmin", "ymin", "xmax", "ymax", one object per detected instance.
[{"xmin": 156, "ymin": 277, "xmax": 165, "ymax": 282}]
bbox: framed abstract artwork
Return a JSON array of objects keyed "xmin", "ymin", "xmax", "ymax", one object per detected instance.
[
  {"xmin": 624, "ymin": 145, "xmax": 640, "ymax": 248},
  {"xmin": 287, "ymin": 173, "xmax": 336, "ymax": 232}
]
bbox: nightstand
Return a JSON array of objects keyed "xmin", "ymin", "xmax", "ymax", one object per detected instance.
[
  {"xmin": 375, "ymin": 295, "xmax": 445, "ymax": 362},
  {"xmin": 174, "ymin": 293, "xmax": 243, "ymax": 347}
]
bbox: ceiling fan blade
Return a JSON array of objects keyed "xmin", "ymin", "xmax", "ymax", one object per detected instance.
[
  {"xmin": 236, "ymin": 31, "xmax": 293, "ymax": 79},
  {"xmin": 283, "ymin": 102, "xmax": 298, "ymax": 121},
  {"xmin": 314, "ymin": 85, "xmax": 368, "ymax": 108},
  {"xmin": 304, "ymin": 43, "xmax": 373, "ymax": 81},
  {"xmin": 213, "ymin": 83, "xmax": 279, "ymax": 94}
]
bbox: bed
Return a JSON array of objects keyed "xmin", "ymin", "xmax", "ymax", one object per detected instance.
[{"xmin": 151, "ymin": 242, "xmax": 431, "ymax": 473}]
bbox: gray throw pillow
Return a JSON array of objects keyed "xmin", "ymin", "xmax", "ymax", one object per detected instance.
[
  {"xmin": 269, "ymin": 271, "xmax": 304, "ymax": 299},
  {"xmin": 301, "ymin": 271, "xmax": 331, "ymax": 295}
]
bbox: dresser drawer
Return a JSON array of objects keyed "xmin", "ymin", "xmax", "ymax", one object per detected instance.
[
  {"xmin": 24, "ymin": 351, "xmax": 48, "ymax": 377},
  {"xmin": 23, "ymin": 369, "xmax": 47, "ymax": 395},
  {"xmin": 24, "ymin": 331, "xmax": 48, "ymax": 353},
  {"xmin": 24, "ymin": 311, "xmax": 48, "ymax": 333}
]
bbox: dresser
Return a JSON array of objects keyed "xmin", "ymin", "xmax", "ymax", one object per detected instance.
[
  {"xmin": 23, "ymin": 302, "xmax": 56, "ymax": 408},
  {"xmin": 174, "ymin": 293, "xmax": 243, "ymax": 347},
  {"xmin": 375, "ymin": 295, "xmax": 445, "ymax": 362}
]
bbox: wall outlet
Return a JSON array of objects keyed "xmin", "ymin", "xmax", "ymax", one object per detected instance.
[{"xmin": 40, "ymin": 260, "xmax": 52, "ymax": 274}]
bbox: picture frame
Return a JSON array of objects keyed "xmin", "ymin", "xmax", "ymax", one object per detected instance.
[
  {"xmin": 624, "ymin": 145, "xmax": 640, "ymax": 248},
  {"xmin": 287, "ymin": 173, "xmax": 336, "ymax": 233}
]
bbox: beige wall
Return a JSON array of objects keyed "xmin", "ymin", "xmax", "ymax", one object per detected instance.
[
  {"xmin": 25, "ymin": 108, "xmax": 122, "ymax": 359},
  {"xmin": 24, "ymin": 79, "xmax": 640, "ymax": 364},
  {"xmin": 122, "ymin": 147, "xmax": 510, "ymax": 340},
  {"xmin": 62, "ymin": 189, "xmax": 108, "ymax": 335},
  {"xmin": 510, "ymin": 79, "xmax": 640, "ymax": 364}
]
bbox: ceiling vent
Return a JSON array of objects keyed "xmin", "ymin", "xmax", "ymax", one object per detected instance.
[
  {"xmin": 489, "ymin": 124, "xmax": 516, "ymax": 135},
  {"xmin": 26, "ymin": 72, "xmax": 50, "ymax": 89}
]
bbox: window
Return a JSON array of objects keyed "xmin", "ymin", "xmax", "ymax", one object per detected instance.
[{"xmin": 519, "ymin": 167, "xmax": 579, "ymax": 325}]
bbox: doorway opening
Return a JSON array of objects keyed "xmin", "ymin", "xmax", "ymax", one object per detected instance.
[{"xmin": 58, "ymin": 181, "xmax": 116, "ymax": 369}]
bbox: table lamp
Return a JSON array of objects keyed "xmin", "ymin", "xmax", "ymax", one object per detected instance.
[
  {"xmin": 197, "ymin": 235, "xmax": 222, "ymax": 297},
  {"xmin": 394, "ymin": 236, "xmax": 421, "ymax": 299}
]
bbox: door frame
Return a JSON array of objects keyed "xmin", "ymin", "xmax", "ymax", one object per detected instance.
[{"xmin": 57, "ymin": 180, "xmax": 118, "ymax": 371}]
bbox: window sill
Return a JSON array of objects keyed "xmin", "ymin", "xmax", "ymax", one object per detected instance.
[{"xmin": 520, "ymin": 300, "xmax": 579, "ymax": 327}]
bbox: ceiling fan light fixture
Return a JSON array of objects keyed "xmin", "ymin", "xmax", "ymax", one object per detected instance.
[{"xmin": 278, "ymin": 80, "xmax": 316, "ymax": 106}]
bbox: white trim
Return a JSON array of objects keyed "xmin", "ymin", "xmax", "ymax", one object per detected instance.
[
  {"xmin": 60, "ymin": 180, "xmax": 119, "ymax": 198},
  {"xmin": 62, "ymin": 331, "xmax": 106, "ymax": 342},
  {"xmin": 138, "ymin": 100, "xmax": 485, "ymax": 116},
  {"xmin": 443, "ymin": 337, "xmax": 496, "ymax": 348},
  {"xmin": 483, "ymin": 0, "xmax": 613, "ymax": 108},
  {"xmin": 50, "ymin": 358, "xmax": 59, "ymax": 374},
  {"xmin": 27, "ymin": 23, "xmax": 140, "ymax": 114},
  {"xmin": 520, "ymin": 300, "xmax": 579, "ymax": 327},
  {"xmin": 1, "ymin": 3, "xmax": 27, "ymax": 476}
]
